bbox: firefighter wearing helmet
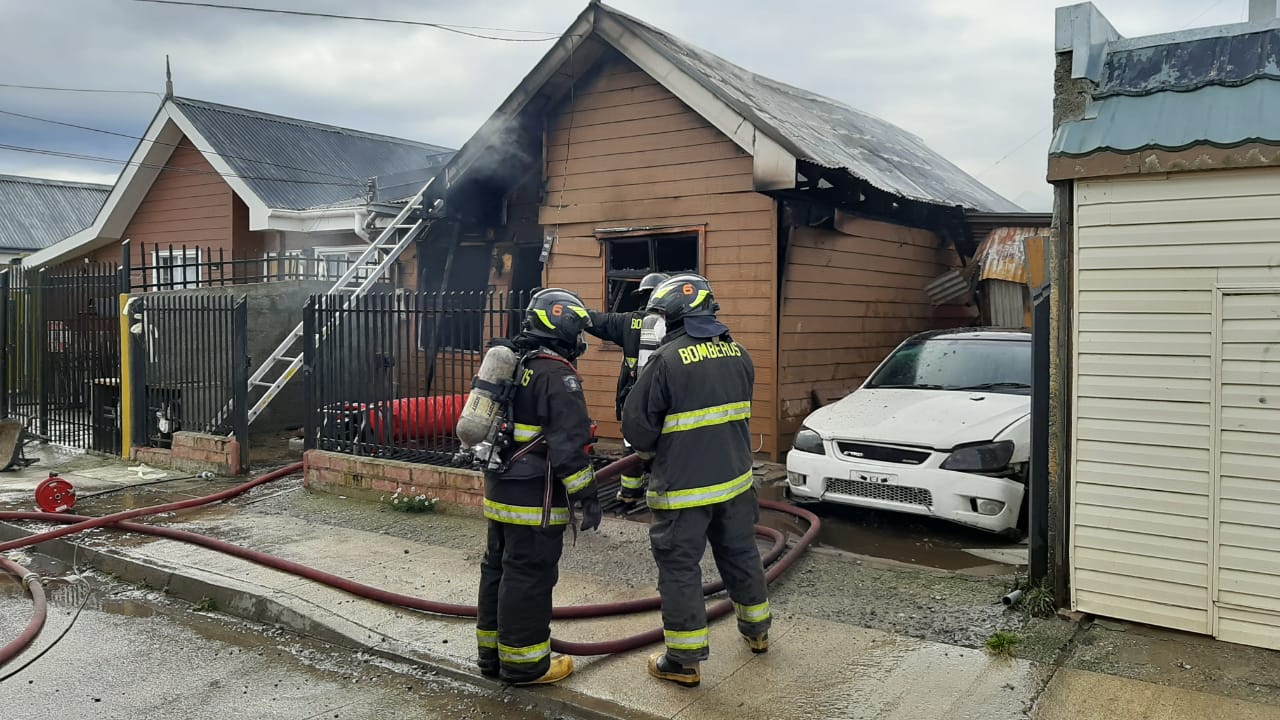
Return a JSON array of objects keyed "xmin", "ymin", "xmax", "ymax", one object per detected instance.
[
  {"xmin": 475, "ymin": 288, "xmax": 601, "ymax": 685},
  {"xmin": 621, "ymin": 273, "xmax": 771, "ymax": 687},
  {"xmin": 584, "ymin": 271, "xmax": 669, "ymax": 506}
]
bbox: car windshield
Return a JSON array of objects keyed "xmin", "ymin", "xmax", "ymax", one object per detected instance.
[{"xmin": 865, "ymin": 337, "xmax": 1031, "ymax": 394}]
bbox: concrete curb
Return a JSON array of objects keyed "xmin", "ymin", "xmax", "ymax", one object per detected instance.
[{"xmin": 0, "ymin": 520, "xmax": 662, "ymax": 720}]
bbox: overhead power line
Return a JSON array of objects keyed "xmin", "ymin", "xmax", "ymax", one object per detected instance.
[
  {"xmin": 0, "ymin": 142, "xmax": 365, "ymax": 188},
  {"xmin": 130, "ymin": 0, "xmax": 561, "ymax": 41},
  {"xmin": 0, "ymin": 82, "xmax": 160, "ymax": 96},
  {"xmin": 0, "ymin": 107, "xmax": 366, "ymax": 182}
]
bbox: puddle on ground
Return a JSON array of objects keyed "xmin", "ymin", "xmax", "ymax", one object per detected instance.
[{"xmin": 760, "ymin": 504, "xmax": 1025, "ymax": 574}]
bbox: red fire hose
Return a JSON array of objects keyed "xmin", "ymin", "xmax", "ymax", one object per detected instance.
[
  {"xmin": 0, "ymin": 457, "xmax": 819, "ymax": 660},
  {"xmin": 0, "ymin": 556, "xmax": 47, "ymax": 669}
]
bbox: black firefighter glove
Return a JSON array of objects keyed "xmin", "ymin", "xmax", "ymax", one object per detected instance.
[{"xmin": 571, "ymin": 489, "xmax": 602, "ymax": 532}]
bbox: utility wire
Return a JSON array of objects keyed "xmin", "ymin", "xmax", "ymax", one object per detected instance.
[
  {"xmin": 0, "ymin": 107, "xmax": 368, "ymax": 183},
  {"xmin": 130, "ymin": 0, "xmax": 561, "ymax": 41},
  {"xmin": 0, "ymin": 82, "xmax": 160, "ymax": 96},
  {"xmin": 0, "ymin": 142, "xmax": 365, "ymax": 188},
  {"xmin": 0, "ymin": 106, "xmax": 455, "ymax": 182}
]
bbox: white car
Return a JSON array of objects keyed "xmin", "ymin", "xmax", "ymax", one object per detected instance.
[{"xmin": 785, "ymin": 328, "xmax": 1031, "ymax": 537}]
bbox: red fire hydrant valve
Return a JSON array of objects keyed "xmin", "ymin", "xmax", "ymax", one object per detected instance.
[{"xmin": 35, "ymin": 473, "xmax": 76, "ymax": 514}]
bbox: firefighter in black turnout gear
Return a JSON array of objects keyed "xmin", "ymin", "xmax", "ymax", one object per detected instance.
[
  {"xmin": 585, "ymin": 272, "xmax": 668, "ymax": 505},
  {"xmin": 475, "ymin": 288, "xmax": 601, "ymax": 685},
  {"xmin": 622, "ymin": 274, "xmax": 771, "ymax": 688}
]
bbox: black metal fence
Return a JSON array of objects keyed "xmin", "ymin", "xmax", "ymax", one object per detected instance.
[
  {"xmin": 126, "ymin": 241, "xmax": 399, "ymax": 292},
  {"xmin": 130, "ymin": 294, "xmax": 249, "ymax": 465},
  {"xmin": 0, "ymin": 263, "xmax": 124, "ymax": 453},
  {"xmin": 305, "ymin": 290, "xmax": 529, "ymax": 465}
]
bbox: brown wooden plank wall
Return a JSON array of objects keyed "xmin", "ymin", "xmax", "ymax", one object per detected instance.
[
  {"xmin": 85, "ymin": 136, "xmax": 240, "ymax": 284},
  {"xmin": 538, "ymin": 56, "xmax": 780, "ymax": 456},
  {"xmin": 777, "ymin": 221, "xmax": 977, "ymax": 448}
]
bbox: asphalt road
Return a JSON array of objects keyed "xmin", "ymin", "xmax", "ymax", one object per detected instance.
[{"xmin": 0, "ymin": 553, "xmax": 572, "ymax": 720}]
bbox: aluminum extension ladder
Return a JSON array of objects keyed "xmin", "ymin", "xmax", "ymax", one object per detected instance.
[{"xmin": 216, "ymin": 177, "xmax": 437, "ymax": 430}]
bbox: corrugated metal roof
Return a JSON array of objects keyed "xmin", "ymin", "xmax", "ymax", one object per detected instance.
[
  {"xmin": 604, "ymin": 5, "xmax": 1020, "ymax": 213},
  {"xmin": 973, "ymin": 226, "xmax": 1041, "ymax": 284},
  {"xmin": 173, "ymin": 98, "xmax": 455, "ymax": 211},
  {"xmin": 0, "ymin": 174, "xmax": 109, "ymax": 251},
  {"xmin": 1052, "ymin": 20, "xmax": 1280, "ymax": 158},
  {"xmin": 1050, "ymin": 80, "xmax": 1280, "ymax": 156}
]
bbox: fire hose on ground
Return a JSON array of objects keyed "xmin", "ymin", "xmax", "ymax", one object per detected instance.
[{"xmin": 0, "ymin": 456, "xmax": 820, "ymax": 665}]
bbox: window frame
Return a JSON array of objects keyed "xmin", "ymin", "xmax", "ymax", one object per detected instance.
[
  {"xmin": 263, "ymin": 249, "xmax": 305, "ymax": 280},
  {"xmin": 597, "ymin": 226, "xmax": 705, "ymax": 330},
  {"xmin": 151, "ymin": 248, "xmax": 202, "ymax": 290},
  {"xmin": 312, "ymin": 245, "xmax": 373, "ymax": 281}
]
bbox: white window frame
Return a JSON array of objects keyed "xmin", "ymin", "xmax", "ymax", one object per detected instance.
[
  {"xmin": 263, "ymin": 249, "xmax": 305, "ymax": 280},
  {"xmin": 151, "ymin": 248, "xmax": 202, "ymax": 289},
  {"xmin": 313, "ymin": 245, "xmax": 375, "ymax": 282}
]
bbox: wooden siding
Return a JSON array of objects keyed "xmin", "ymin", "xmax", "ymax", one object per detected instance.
[
  {"xmin": 776, "ymin": 222, "xmax": 975, "ymax": 448},
  {"xmin": 1071, "ymin": 168, "xmax": 1280, "ymax": 645},
  {"xmin": 121, "ymin": 137, "xmax": 235, "ymax": 255},
  {"xmin": 538, "ymin": 56, "xmax": 780, "ymax": 456},
  {"xmin": 84, "ymin": 135, "xmax": 256, "ymax": 283}
]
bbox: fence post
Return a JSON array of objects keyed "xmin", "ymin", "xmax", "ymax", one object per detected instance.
[
  {"xmin": 302, "ymin": 296, "xmax": 316, "ymax": 452},
  {"xmin": 129, "ymin": 297, "xmax": 147, "ymax": 451},
  {"xmin": 120, "ymin": 239, "xmax": 133, "ymax": 295},
  {"xmin": 231, "ymin": 297, "xmax": 249, "ymax": 473},
  {"xmin": 0, "ymin": 270, "xmax": 8, "ymax": 420},
  {"xmin": 35, "ymin": 270, "xmax": 48, "ymax": 438}
]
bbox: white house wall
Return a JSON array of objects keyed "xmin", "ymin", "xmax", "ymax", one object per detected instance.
[{"xmin": 1072, "ymin": 167, "xmax": 1280, "ymax": 646}]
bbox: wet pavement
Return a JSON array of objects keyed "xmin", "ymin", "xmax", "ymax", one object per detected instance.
[
  {"xmin": 0, "ymin": 551, "xmax": 576, "ymax": 720},
  {"xmin": 5, "ymin": 453, "xmax": 1280, "ymax": 719}
]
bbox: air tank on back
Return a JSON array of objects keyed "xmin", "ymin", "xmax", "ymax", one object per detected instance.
[{"xmin": 456, "ymin": 344, "xmax": 519, "ymax": 448}]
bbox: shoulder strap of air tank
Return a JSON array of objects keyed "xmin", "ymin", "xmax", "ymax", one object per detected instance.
[{"xmin": 530, "ymin": 351, "xmax": 581, "ymax": 379}]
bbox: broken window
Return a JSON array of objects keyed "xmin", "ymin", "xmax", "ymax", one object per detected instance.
[{"xmin": 603, "ymin": 232, "xmax": 700, "ymax": 314}]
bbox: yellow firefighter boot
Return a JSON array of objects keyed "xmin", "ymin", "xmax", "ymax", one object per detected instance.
[
  {"xmin": 648, "ymin": 652, "xmax": 701, "ymax": 688},
  {"xmin": 515, "ymin": 654, "xmax": 574, "ymax": 685},
  {"xmin": 744, "ymin": 631, "xmax": 769, "ymax": 654}
]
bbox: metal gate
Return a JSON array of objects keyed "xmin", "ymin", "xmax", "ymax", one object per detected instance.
[{"xmin": 1, "ymin": 264, "xmax": 124, "ymax": 453}]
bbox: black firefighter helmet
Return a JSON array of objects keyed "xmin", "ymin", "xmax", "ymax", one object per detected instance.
[
  {"xmin": 523, "ymin": 288, "xmax": 593, "ymax": 356},
  {"xmin": 634, "ymin": 272, "xmax": 669, "ymax": 295},
  {"xmin": 645, "ymin": 274, "xmax": 729, "ymax": 339}
]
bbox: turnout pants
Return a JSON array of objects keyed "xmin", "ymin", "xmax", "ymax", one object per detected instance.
[
  {"xmin": 649, "ymin": 489, "xmax": 771, "ymax": 665},
  {"xmin": 620, "ymin": 439, "xmax": 646, "ymax": 495},
  {"xmin": 476, "ymin": 519, "xmax": 566, "ymax": 683}
]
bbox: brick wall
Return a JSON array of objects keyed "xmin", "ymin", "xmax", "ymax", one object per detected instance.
[
  {"xmin": 303, "ymin": 450, "xmax": 484, "ymax": 515},
  {"xmin": 133, "ymin": 432, "xmax": 242, "ymax": 476}
]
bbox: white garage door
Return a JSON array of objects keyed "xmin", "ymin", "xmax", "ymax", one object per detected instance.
[
  {"xmin": 1215, "ymin": 291, "xmax": 1280, "ymax": 649},
  {"xmin": 1071, "ymin": 169, "xmax": 1280, "ymax": 645}
]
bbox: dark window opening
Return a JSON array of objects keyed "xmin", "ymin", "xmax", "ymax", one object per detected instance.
[
  {"xmin": 420, "ymin": 243, "xmax": 493, "ymax": 352},
  {"xmin": 604, "ymin": 232, "xmax": 699, "ymax": 314}
]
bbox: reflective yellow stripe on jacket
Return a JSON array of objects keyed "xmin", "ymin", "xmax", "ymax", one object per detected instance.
[
  {"xmin": 661, "ymin": 401, "xmax": 751, "ymax": 434},
  {"xmin": 513, "ymin": 423, "xmax": 541, "ymax": 442},
  {"xmin": 483, "ymin": 498, "xmax": 569, "ymax": 526},
  {"xmin": 646, "ymin": 469, "xmax": 753, "ymax": 511},
  {"xmin": 561, "ymin": 464, "xmax": 594, "ymax": 495}
]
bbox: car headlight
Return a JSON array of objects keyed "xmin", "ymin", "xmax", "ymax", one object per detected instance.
[
  {"xmin": 941, "ymin": 440, "xmax": 1014, "ymax": 472},
  {"xmin": 792, "ymin": 427, "xmax": 825, "ymax": 456}
]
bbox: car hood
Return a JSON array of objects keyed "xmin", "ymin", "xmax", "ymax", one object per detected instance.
[{"xmin": 804, "ymin": 388, "xmax": 1029, "ymax": 450}]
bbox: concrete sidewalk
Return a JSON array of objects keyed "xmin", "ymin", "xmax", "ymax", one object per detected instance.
[{"xmin": 3, "ymin": 456, "xmax": 1280, "ymax": 719}]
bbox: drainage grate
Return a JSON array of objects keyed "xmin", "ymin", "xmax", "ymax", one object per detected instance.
[
  {"xmin": 823, "ymin": 478, "xmax": 933, "ymax": 506},
  {"xmin": 834, "ymin": 442, "xmax": 930, "ymax": 465}
]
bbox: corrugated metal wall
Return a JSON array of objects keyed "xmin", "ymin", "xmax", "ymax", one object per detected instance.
[
  {"xmin": 983, "ymin": 279, "xmax": 1027, "ymax": 329},
  {"xmin": 1072, "ymin": 168, "xmax": 1280, "ymax": 648}
]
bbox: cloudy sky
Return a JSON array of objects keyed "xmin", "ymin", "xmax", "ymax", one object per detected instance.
[{"xmin": 0, "ymin": 0, "xmax": 1254, "ymax": 211}]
